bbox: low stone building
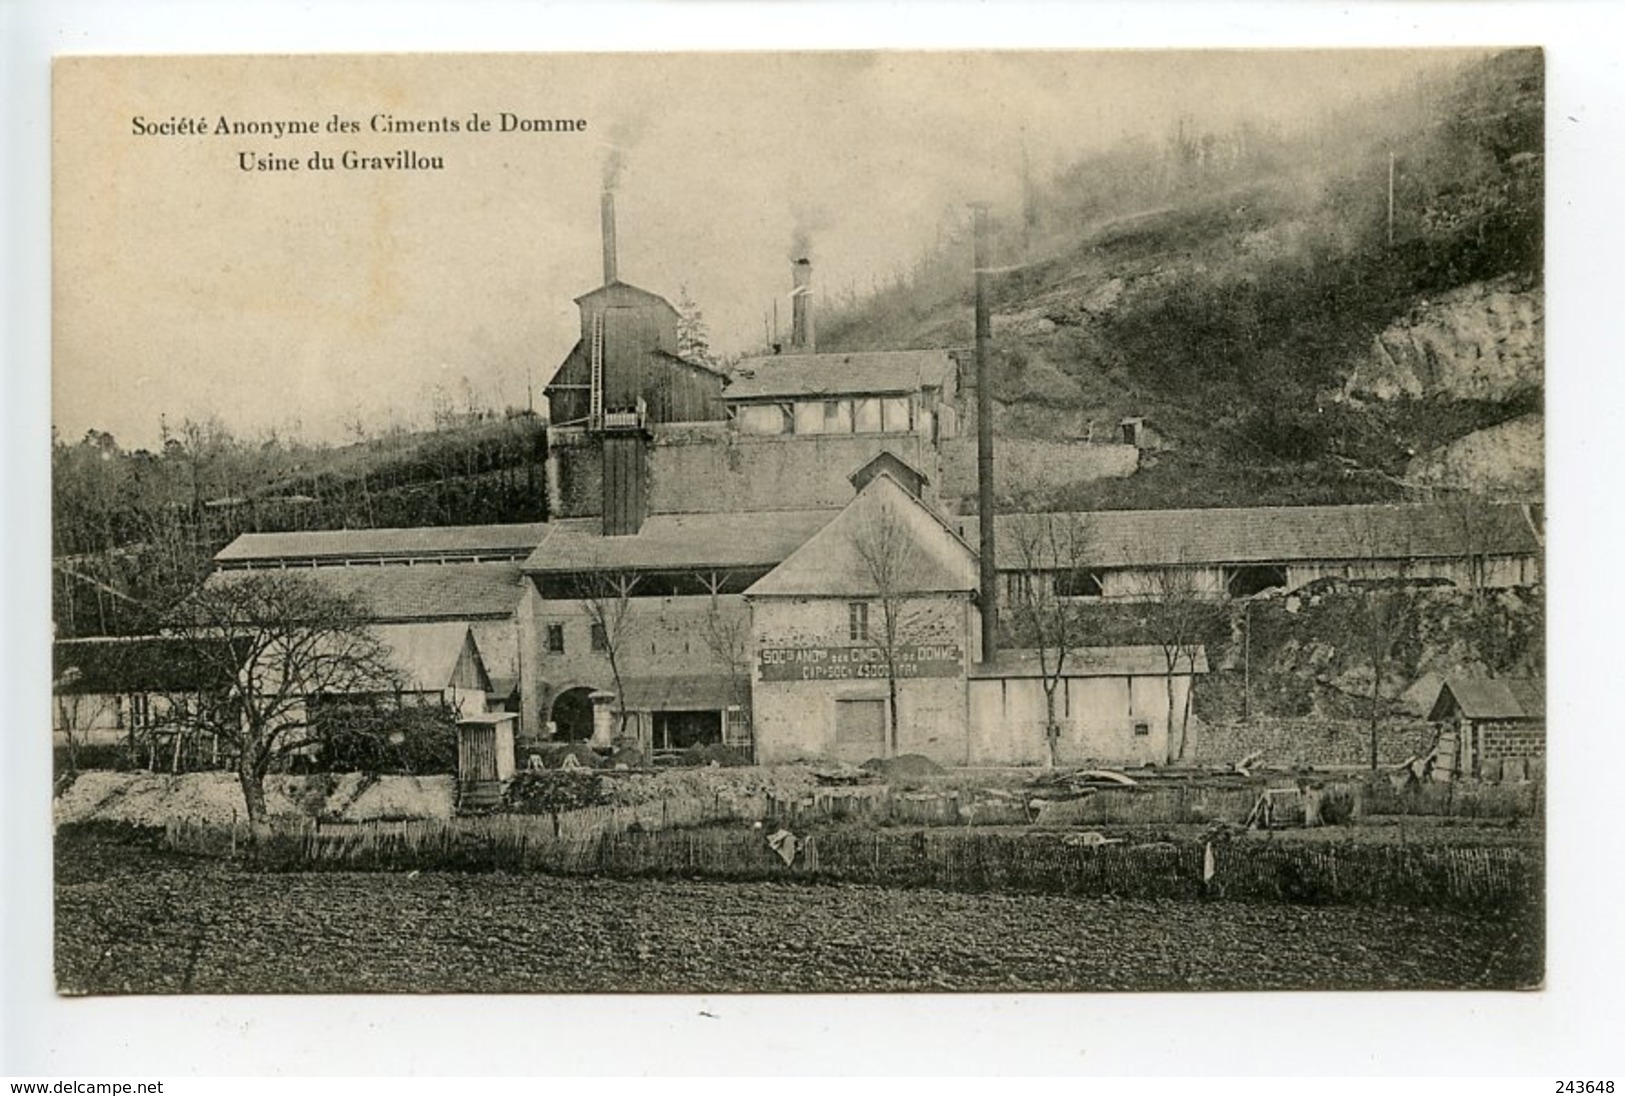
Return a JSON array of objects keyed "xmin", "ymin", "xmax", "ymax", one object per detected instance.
[{"xmin": 1428, "ymin": 677, "xmax": 1545, "ymax": 780}]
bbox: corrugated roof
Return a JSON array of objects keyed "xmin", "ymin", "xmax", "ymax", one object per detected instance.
[
  {"xmin": 53, "ymin": 636, "xmax": 247, "ymax": 694},
  {"xmin": 1429, "ymin": 678, "xmax": 1545, "ymax": 722},
  {"xmin": 746, "ymin": 473, "xmax": 978, "ymax": 598},
  {"xmin": 203, "ymin": 563, "xmax": 523, "ymax": 621},
  {"xmin": 215, "ymin": 523, "xmax": 549, "ymax": 563},
  {"xmin": 724, "ymin": 349, "xmax": 956, "ymax": 400},
  {"xmin": 970, "ymin": 645, "xmax": 1210, "ymax": 679},
  {"xmin": 619, "ymin": 673, "xmax": 739, "ymax": 711},
  {"xmin": 968, "ymin": 503, "xmax": 1541, "ymax": 569},
  {"xmin": 374, "ymin": 622, "xmax": 479, "ymax": 693},
  {"xmin": 523, "ymin": 510, "xmax": 837, "ymax": 573}
]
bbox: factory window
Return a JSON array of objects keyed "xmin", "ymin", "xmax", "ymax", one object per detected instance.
[
  {"xmin": 1133, "ymin": 720, "xmax": 1151, "ymax": 737},
  {"xmin": 824, "ymin": 399, "xmax": 853, "ymax": 433},
  {"xmin": 546, "ymin": 624, "xmax": 565, "ymax": 653},
  {"xmin": 881, "ymin": 396, "xmax": 912, "ymax": 433},
  {"xmin": 793, "ymin": 401, "xmax": 826, "ymax": 435},
  {"xmin": 737, "ymin": 404, "xmax": 788, "ymax": 435},
  {"xmin": 590, "ymin": 623, "xmax": 609, "ymax": 652},
  {"xmin": 1225, "ymin": 564, "xmax": 1288, "ymax": 598},
  {"xmin": 854, "ymin": 397, "xmax": 882, "ymax": 434},
  {"xmin": 1053, "ymin": 570, "xmax": 1104, "ymax": 598},
  {"xmin": 848, "ymin": 601, "xmax": 870, "ymax": 642}
]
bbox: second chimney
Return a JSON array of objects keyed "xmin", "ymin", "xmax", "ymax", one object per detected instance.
[
  {"xmin": 601, "ymin": 189, "xmax": 618, "ymax": 285},
  {"xmin": 790, "ymin": 258, "xmax": 814, "ymax": 352}
]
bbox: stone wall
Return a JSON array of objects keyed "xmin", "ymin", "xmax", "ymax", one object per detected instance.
[
  {"xmin": 648, "ymin": 427, "xmax": 942, "ymax": 514},
  {"xmin": 940, "ymin": 435, "xmax": 1138, "ymax": 506},
  {"xmin": 1190, "ymin": 716, "xmax": 1438, "ymax": 768},
  {"xmin": 547, "ymin": 423, "xmax": 945, "ymax": 519}
]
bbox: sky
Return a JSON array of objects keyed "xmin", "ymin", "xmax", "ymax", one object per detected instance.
[{"xmin": 53, "ymin": 49, "xmax": 1477, "ymax": 449}]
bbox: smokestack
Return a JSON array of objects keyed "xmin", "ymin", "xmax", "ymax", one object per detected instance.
[
  {"xmin": 601, "ymin": 188, "xmax": 618, "ymax": 285},
  {"xmin": 791, "ymin": 258, "xmax": 814, "ymax": 351},
  {"xmin": 972, "ymin": 203, "xmax": 997, "ymax": 662}
]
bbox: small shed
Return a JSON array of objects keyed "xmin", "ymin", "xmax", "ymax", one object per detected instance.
[
  {"xmin": 457, "ymin": 711, "xmax": 518, "ymax": 785},
  {"xmin": 1427, "ymin": 677, "xmax": 1545, "ymax": 780}
]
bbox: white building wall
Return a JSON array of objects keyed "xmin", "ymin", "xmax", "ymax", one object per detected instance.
[
  {"xmin": 967, "ymin": 673, "xmax": 1196, "ymax": 766},
  {"xmin": 750, "ymin": 594, "xmax": 971, "ymax": 766}
]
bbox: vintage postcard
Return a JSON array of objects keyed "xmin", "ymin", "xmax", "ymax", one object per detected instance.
[{"xmin": 51, "ymin": 48, "xmax": 1545, "ymax": 1003}]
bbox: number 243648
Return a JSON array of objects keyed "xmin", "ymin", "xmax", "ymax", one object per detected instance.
[{"xmin": 1556, "ymin": 1083, "xmax": 1613, "ymax": 1093}]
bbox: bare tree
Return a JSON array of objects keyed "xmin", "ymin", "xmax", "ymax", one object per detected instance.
[
  {"xmin": 1139, "ymin": 550, "xmax": 1211, "ymax": 764},
  {"xmin": 159, "ymin": 572, "xmax": 401, "ymax": 824},
  {"xmin": 698, "ymin": 571, "xmax": 753, "ymax": 754},
  {"xmin": 577, "ymin": 568, "xmax": 641, "ymax": 747},
  {"xmin": 1435, "ymin": 490, "xmax": 1521, "ymax": 601},
  {"xmin": 1343, "ymin": 508, "xmax": 1416, "ymax": 771},
  {"xmin": 52, "ymin": 668, "xmax": 113, "ymax": 775},
  {"xmin": 850, "ymin": 494, "xmax": 934, "ymax": 757},
  {"xmin": 1006, "ymin": 513, "xmax": 1095, "ymax": 766}
]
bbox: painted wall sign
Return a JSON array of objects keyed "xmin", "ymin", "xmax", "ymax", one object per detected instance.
[{"xmin": 757, "ymin": 643, "xmax": 963, "ymax": 682}]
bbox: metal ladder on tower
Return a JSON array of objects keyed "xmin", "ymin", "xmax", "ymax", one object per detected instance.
[{"xmin": 588, "ymin": 312, "xmax": 604, "ymax": 430}]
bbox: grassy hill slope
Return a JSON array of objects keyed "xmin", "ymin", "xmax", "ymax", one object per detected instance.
[{"xmin": 820, "ymin": 49, "xmax": 1543, "ymax": 510}]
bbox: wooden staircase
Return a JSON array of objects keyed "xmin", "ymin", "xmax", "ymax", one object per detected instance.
[{"xmin": 457, "ymin": 780, "xmax": 505, "ymax": 812}]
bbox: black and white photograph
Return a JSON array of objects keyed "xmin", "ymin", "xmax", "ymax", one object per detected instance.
[{"xmin": 43, "ymin": 45, "xmax": 1552, "ymax": 1001}]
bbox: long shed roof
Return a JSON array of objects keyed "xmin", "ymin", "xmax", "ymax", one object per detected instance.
[
  {"xmin": 724, "ymin": 349, "xmax": 956, "ymax": 400},
  {"xmin": 53, "ymin": 636, "xmax": 248, "ymax": 694},
  {"xmin": 969, "ymin": 503, "xmax": 1541, "ymax": 569},
  {"xmin": 522, "ymin": 510, "xmax": 838, "ymax": 573},
  {"xmin": 215, "ymin": 523, "xmax": 549, "ymax": 563},
  {"xmin": 201, "ymin": 562, "xmax": 523, "ymax": 621}
]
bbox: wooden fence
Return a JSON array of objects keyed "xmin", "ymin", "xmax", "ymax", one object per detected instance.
[{"xmin": 160, "ymin": 813, "xmax": 1541, "ymax": 912}]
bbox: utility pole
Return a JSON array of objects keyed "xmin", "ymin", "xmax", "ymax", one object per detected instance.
[
  {"xmin": 1387, "ymin": 150, "xmax": 1396, "ymax": 247},
  {"xmin": 972, "ymin": 202, "xmax": 998, "ymax": 663},
  {"xmin": 1242, "ymin": 598, "xmax": 1252, "ymax": 723}
]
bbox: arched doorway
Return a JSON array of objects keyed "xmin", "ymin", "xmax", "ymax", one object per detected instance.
[{"xmin": 548, "ymin": 686, "xmax": 597, "ymax": 743}]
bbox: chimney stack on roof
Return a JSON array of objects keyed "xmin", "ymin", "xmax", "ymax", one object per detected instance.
[
  {"xmin": 601, "ymin": 188, "xmax": 619, "ymax": 285},
  {"xmin": 790, "ymin": 258, "xmax": 815, "ymax": 352}
]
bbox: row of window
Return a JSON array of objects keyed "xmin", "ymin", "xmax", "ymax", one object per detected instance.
[
  {"xmin": 544, "ymin": 605, "xmax": 875, "ymax": 656},
  {"xmin": 545, "ymin": 622, "xmax": 608, "ymax": 654},
  {"xmin": 1008, "ymin": 565, "xmax": 1290, "ymax": 600},
  {"xmin": 219, "ymin": 552, "xmax": 531, "ymax": 571},
  {"xmin": 734, "ymin": 396, "xmax": 919, "ymax": 437}
]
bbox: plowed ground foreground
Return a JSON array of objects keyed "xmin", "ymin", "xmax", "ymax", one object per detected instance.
[{"xmin": 55, "ymin": 838, "xmax": 1541, "ymax": 994}]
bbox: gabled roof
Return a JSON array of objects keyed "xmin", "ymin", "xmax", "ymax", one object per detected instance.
[
  {"xmin": 1428, "ymin": 678, "xmax": 1545, "ymax": 722},
  {"xmin": 522, "ymin": 510, "xmax": 838, "ymax": 573},
  {"xmin": 202, "ymin": 562, "xmax": 524, "ymax": 621},
  {"xmin": 724, "ymin": 349, "xmax": 956, "ymax": 400},
  {"xmin": 746, "ymin": 472, "xmax": 977, "ymax": 598},
  {"xmin": 850, "ymin": 450, "xmax": 929, "ymax": 496},
  {"xmin": 215, "ymin": 523, "xmax": 549, "ymax": 563},
  {"xmin": 572, "ymin": 280, "xmax": 680, "ymax": 311},
  {"xmin": 545, "ymin": 342, "xmax": 728, "ymax": 390},
  {"xmin": 53, "ymin": 636, "xmax": 248, "ymax": 694},
  {"xmin": 969, "ymin": 645, "xmax": 1211, "ymax": 679},
  {"xmin": 972, "ymin": 502, "xmax": 1542, "ymax": 569},
  {"xmin": 374, "ymin": 622, "xmax": 487, "ymax": 693}
]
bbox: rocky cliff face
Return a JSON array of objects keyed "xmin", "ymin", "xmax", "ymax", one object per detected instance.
[
  {"xmin": 1343, "ymin": 276, "xmax": 1542, "ymax": 403},
  {"xmin": 1407, "ymin": 412, "xmax": 1544, "ymax": 496}
]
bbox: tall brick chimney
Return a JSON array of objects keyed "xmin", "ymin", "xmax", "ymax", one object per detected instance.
[
  {"xmin": 601, "ymin": 188, "xmax": 618, "ymax": 285},
  {"xmin": 790, "ymin": 258, "xmax": 814, "ymax": 352}
]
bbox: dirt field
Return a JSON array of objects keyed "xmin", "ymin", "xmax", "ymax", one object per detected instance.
[{"xmin": 55, "ymin": 834, "xmax": 1542, "ymax": 994}]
